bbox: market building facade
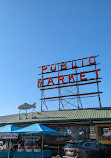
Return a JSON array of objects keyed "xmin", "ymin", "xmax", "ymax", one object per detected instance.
[{"xmin": 0, "ymin": 108, "xmax": 111, "ymax": 145}]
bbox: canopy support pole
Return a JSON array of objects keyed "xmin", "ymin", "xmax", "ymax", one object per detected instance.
[
  {"xmin": 58, "ymin": 134, "xmax": 59, "ymax": 155},
  {"xmin": 42, "ymin": 134, "xmax": 44, "ymax": 158}
]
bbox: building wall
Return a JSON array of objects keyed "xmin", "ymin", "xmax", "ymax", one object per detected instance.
[{"xmin": 44, "ymin": 124, "xmax": 89, "ymax": 145}]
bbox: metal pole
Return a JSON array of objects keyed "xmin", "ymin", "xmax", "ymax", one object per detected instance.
[
  {"xmin": 58, "ymin": 63, "xmax": 61, "ymax": 111},
  {"xmin": 19, "ymin": 110, "xmax": 21, "ymax": 120},
  {"xmin": 58, "ymin": 134, "xmax": 59, "ymax": 155},
  {"xmin": 42, "ymin": 135, "xmax": 44, "ymax": 158},
  {"xmin": 94, "ymin": 58, "xmax": 102, "ymax": 108},
  {"xmin": 75, "ymin": 61, "xmax": 79, "ymax": 109},
  {"xmin": 41, "ymin": 73, "xmax": 44, "ymax": 112}
]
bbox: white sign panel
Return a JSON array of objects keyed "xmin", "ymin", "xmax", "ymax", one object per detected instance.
[
  {"xmin": 90, "ymin": 126, "xmax": 96, "ymax": 139},
  {"xmin": 0, "ymin": 133, "xmax": 18, "ymax": 139},
  {"xmin": 22, "ymin": 134, "xmax": 41, "ymax": 142}
]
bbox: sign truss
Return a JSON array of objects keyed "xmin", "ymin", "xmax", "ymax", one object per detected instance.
[{"xmin": 37, "ymin": 55, "xmax": 102, "ymax": 111}]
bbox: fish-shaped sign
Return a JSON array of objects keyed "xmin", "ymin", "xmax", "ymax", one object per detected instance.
[{"xmin": 18, "ymin": 102, "xmax": 36, "ymax": 110}]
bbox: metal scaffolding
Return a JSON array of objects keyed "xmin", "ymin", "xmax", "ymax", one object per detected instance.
[{"xmin": 38, "ymin": 55, "xmax": 102, "ymax": 111}]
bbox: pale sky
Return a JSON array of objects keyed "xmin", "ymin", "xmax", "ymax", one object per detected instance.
[{"xmin": 0, "ymin": 0, "xmax": 111, "ymax": 116}]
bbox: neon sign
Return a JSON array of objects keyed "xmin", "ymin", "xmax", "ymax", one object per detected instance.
[
  {"xmin": 37, "ymin": 55, "xmax": 102, "ymax": 110},
  {"xmin": 38, "ymin": 56, "xmax": 101, "ymax": 87}
]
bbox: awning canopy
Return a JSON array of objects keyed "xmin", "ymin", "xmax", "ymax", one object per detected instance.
[
  {"xmin": 14, "ymin": 123, "xmax": 58, "ymax": 135},
  {"xmin": 0, "ymin": 124, "xmax": 20, "ymax": 133}
]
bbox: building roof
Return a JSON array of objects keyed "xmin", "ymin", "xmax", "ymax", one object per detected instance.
[{"xmin": 0, "ymin": 108, "xmax": 111, "ymax": 125}]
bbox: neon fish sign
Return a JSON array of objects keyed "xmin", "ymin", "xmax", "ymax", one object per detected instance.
[{"xmin": 18, "ymin": 103, "xmax": 36, "ymax": 110}]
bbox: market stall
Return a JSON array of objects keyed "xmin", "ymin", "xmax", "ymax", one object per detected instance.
[
  {"xmin": 0, "ymin": 150, "xmax": 15, "ymax": 158},
  {"xmin": 13, "ymin": 150, "xmax": 52, "ymax": 158},
  {"xmin": 0, "ymin": 124, "xmax": 58, "ymax": 158},
  {"xmin": 13, "ymin": 123, "xmax": 59, "ymax": 158},
  {"xmin": 0, "ymin": 124, "xmax": 21, "ymax": 158}
]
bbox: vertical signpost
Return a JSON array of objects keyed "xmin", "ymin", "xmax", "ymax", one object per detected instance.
[{"xmin": 38, "ymin": 55, "xmax": 102, "ymax": 111}]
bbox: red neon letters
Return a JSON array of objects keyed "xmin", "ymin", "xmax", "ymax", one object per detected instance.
[
  {"xmin": 93, "ymin": 69, "xmax": 101, "ymax": 78},
  {"xmin": 41, "ymin": 65, "xmax": 47, "ymax": 73},
  {"xmin": 47, "ymin": 77, "xmax": 54, "ymax": 86},
  {"xmin": 89, "ymin": 56, "xmax": 96, "ymax": 65},
  {"xmin": 38, "ymin": 56, "xmax": 100, "ymax": 87},
  {"xmin": 38, "ymin": 69, "xmax": 101, "ymax": 87},
  {"xmin": 60, "ymin": 62, "xmax": 66, "ymax": 70},
  {"xmin": 38, "ymin": 79, "xmax": 44, "ymax": 87},
  {"xmin": 80, "ymin": 72, "xmax": 87, "ymax": 81},
  {"xmin": 50, "ymin": 64, "xmax": 56, "ymax": 72},
  {"xmin": 41, "ymin": 56, "xmax": 96, "ymax": 73},
  {"xmin": 58, "ymin": 75, "xmax": 64, "ymax": 84},
  {"xmin": 68, "ymin": 74, "xmax": 75, "ymax": 82},
  {"xmin": 71, "ymin": 60, "xmax": 77, "ymax": 68}
]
